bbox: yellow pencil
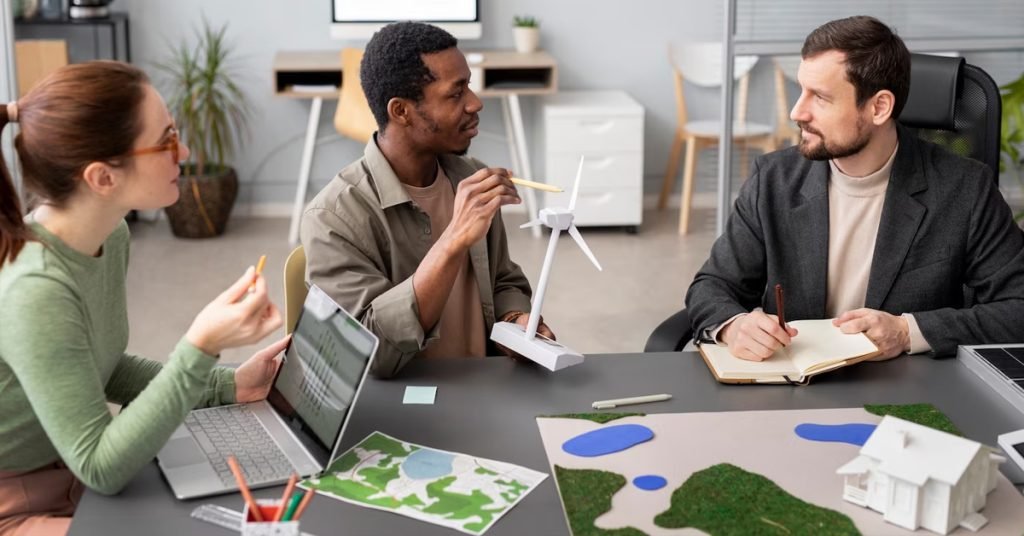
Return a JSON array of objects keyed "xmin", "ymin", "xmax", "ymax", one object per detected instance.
[
  {"xmin": 511, "ymin": 177, "xmax": 563, "ymax": 193},
  {"xmin": 249, "ymin": 255, "xmax": 267, "ymax": 293}
]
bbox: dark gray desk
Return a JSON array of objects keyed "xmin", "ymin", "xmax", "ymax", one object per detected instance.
[{"xmin": 68, "ymin": 352, "xmax": 1024, "ymax": 536}]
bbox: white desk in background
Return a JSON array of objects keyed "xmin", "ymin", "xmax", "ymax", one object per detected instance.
[{"xmin": 272, "ymin": 50, "xmax": 559, "ymax": 245}]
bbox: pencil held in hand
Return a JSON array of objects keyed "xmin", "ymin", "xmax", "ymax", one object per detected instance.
[
  {"xmin": 249, "ymin": 255, "xmax": 267, "ymax": 294},
  {"xmin": 511, "ymin": 177, "xmax": 563, "ymax": 193}
]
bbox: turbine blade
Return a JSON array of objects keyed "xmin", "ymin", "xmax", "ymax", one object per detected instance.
[
  {"xmin": 568, "ymin": 224, "xmax": 602, "ymax": 271},
  {"xmin": 520, "ymin": 219, "xmax": 543, "ymax": 229},
  {"xmin": 568, "ymin": 155, "xmax": 585, "ymax": 212}
]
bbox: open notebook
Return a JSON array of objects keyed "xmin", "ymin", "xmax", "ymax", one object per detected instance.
[{"xmin": 698, "ymin": 319, "xmax": 880, "ymax": 384}]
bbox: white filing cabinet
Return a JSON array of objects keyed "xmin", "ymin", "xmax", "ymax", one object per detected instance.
[{"xmin": 542, "ymin": 90, "xmax": 644, "ymax": 230}]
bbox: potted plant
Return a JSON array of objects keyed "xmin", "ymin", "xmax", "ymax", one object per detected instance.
[
  {"xmin": 1000, "ymin": 73, "xmax": 1024, "ymax": 220},
  {"xmin": 157, "ymin": 19, "xmax": 251, "ymax": 238},
  {"xmin": 513, "ymin": 15, "xmax": 540, "ymax": 54}
]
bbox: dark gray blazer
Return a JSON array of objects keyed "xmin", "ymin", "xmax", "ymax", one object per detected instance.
[{"xmin": 685, "ymin": 126, "xmax": 1024, "ymax": 356}]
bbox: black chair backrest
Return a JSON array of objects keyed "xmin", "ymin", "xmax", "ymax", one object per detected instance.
[{"xmin": 899, "ymin": 53, "xmax": 1002, "ymax": 184}]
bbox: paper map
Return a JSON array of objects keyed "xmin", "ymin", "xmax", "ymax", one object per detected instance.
[{"xmin": 300, "ymin": 431, "xmax": 546, "ymax": 534}]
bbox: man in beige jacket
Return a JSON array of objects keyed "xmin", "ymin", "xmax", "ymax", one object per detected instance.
[{"xmin": 301, "ymin": 22, "xmax": 553, "ymax": 378}]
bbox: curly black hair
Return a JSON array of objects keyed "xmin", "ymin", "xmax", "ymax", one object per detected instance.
[{"xmin": 360, "ymin": 22, "xmax": 458, "ymax": 132}]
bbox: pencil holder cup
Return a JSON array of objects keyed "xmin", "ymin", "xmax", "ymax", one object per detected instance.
[{"xmin": 241, "ymin": 500, "xmax": 300, "ymax": 536}]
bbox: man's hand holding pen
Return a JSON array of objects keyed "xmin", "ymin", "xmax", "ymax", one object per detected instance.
[{"xmin": 720, "ymin": 311, "xmax": 799, "ymax": 362}]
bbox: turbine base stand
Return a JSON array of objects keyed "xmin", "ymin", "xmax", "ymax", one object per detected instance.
[{"xmin": 490, "ymin": 322, "xmax": 585, "ymax": 371}]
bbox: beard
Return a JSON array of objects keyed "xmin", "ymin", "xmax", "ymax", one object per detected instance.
[
  {"xmin": 415, "ymin": 107, "xmax": 474, "ymax": 156},
  {"xmin": 797, "ymin": 118, "xmax": 871, "ymax": 161}
]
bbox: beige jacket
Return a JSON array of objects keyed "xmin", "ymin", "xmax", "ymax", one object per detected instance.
[{"xmin": 300, "ymin": 137, "xmax": 533, "ymax": 378}]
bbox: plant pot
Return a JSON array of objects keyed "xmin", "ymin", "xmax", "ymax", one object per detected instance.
[
  {"xmin": 164, "ymin": 165, "xmax": 239, "ymax": 238},
  {"xmin": 513, "ymin": 27, "xmax": 540, "ymax": 54},
  {"xmin": 18, "ymin": 0, "xmax": 40, "ymax": 18}
]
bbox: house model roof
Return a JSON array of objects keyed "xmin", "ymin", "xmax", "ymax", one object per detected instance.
[{"xmin": 858, "ymin": 416, "xmax": 983, "ymax": 486}]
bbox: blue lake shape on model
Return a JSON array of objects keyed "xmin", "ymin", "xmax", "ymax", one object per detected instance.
[
  {"xmin": 633, "ymin": 475, "xmax": 667, "ymax": 491},
  {"xmin": 794, "ymin": 423, "xmax": 877, "ymax": 446},
  {"xmin": 562, "ymin": 424, "xmax": 655, "ymax": 457},
  {"xmin": 401, "ymin": 448, "xmax": 455, "ymax": 479}
]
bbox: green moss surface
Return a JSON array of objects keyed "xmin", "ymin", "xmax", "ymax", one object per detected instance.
[
  {"xmin": 653, "ymin": 463, "xmax": 859, "ymax": 535},
  {"xmin": 553, "ymin": 466, "xmax": 648, "ymax": 536},
  {"xmin": 864, "ymin": 403, "xmax": 962, "ymax": 436},
  {"xmin": 539, "ymin": 413, "xmax": 644, "ymax": 424}
]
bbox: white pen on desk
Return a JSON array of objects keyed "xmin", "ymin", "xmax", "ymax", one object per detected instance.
[{"xmin": 591, "ymin": 393, "xmax": 672, "ymax": 410}]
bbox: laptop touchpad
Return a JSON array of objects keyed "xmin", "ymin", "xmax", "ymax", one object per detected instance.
[{"xmin": 160, "ymin": 438, "xmax": 208, "ymax": 468}]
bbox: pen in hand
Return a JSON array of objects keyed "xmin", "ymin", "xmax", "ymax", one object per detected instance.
[{"xmin": 775, "ymin": 284, "xmax": 786, "ymax": 330}]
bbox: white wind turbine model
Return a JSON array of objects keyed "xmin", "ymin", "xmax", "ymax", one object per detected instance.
[{"xmin": 490, "ymin": 156, "xmax": 602, "ymax": 371}]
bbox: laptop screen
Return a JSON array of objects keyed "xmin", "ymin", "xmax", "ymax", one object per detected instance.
[{"xmin": 266, "ymin": 285, "xmax": 378, "ymax": 467}]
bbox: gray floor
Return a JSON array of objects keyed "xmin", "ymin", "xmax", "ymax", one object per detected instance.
[{"xmin": 125, "ymin": 207, "xmax": 717, "ymax": 365}]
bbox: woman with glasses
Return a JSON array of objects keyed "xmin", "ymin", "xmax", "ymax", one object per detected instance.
[{"xmin": 0, "ymin": 61, "xmax": 285, "ymax": 535}]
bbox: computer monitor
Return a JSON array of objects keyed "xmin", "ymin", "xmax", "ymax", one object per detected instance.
[{"xmin": 330, "ymin": 0, "xmax": 481, "ymax": 40}]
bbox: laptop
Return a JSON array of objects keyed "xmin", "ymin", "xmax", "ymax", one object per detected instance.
[{"xmin": 157, "ymin": 284, "xmax": 378, "ymax": 499}]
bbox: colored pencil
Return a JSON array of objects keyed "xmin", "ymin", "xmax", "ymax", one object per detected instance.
[
  {"xmin": 226, "ymin": 456, "xmax": 264, "ymax": 522},
  {"xmin": 291, "ymin": 488, "xmax": 316, "ymax": 520},
  {"xmin": 273, "ymin": 474, "xmax": 298, "ymax": 522}
]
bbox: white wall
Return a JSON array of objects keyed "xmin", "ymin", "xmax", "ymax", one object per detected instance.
[
  {"xmin": 119, "ymin": 0, "xmax": 787, "ymax": 213},
  {"xmin": 32, "ymin": 1, "xmax": 1024, "ymax": 213},
  {"xmin": 0, "ymin": 0, "xmax": 18, "ymax": 196}
]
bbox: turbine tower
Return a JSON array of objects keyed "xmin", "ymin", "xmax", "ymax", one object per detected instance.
[{"xmin": 490, "ymin": 156, "xmax": 602, "ymax": 371}]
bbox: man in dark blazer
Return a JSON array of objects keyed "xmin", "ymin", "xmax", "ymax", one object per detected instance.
[{"xmin": 686, "ymin": 16, "xmax": 1024, "ymax": 361}]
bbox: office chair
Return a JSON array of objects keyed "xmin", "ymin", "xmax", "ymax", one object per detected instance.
[
  {"xmin": 15, "ymin": 40, "xmax": 68, "ymax": 96},
  {"xmin": 283, "ymin": 245, "xmax": 307, "ymax": 335},
  {"xmin": 643, "ymin": 54, "xmax": 1003, "ymax": 353},
  {"xmin": 657, "ymin": 43, "xmax": 778, "ymax": 235},
  {"xmin": 333, "ymin": 48, "xmax": 377, "ymax": 144},
  {"xmin": 899, "ymin": 53, "xmax": 1001, "ymax": 183}
]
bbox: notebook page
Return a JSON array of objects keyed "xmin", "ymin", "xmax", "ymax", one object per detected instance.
[
  {"xmin": 785, "ymin": 319, "xmax": 878, "ymax": 374},
  {"xmin": 700, "ymin": 342, "xmax": 799, "ymax": 379}
]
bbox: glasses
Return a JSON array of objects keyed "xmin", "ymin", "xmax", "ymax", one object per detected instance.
[{"xmin": 125, "ymin": 128, "xmax": 181, "ymax": 163}]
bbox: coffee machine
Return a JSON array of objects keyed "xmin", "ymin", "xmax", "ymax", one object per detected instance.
[{"xmin": 69, "ymin": 0, "xmax": 113, "ymax": 19}]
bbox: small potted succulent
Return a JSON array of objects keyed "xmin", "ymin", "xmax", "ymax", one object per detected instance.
[{"xmin": 513, "ymin": 15, "xmax": 540, "ymax": 54}]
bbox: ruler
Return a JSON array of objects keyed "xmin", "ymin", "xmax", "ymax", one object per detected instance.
[
  {"xmin": 190, "ymin": 504, "xmax": 318, "ymax": 535},
  {"xmin": 190, "ymin": 504, "xmax": 243, "ymax": 531}
]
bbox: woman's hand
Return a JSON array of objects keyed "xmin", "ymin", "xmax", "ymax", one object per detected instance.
[
  {"xmin": 235, "ymin": 335, "xmax": 291, "ymax": 403},
  {"xmin": 185, "ymin": 267, "xmax": 283, "ymax": 356}
]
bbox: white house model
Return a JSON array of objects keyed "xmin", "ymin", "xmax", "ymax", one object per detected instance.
[{"xmin": 836, "ymin": 416, "xmax": 1006, "ymax": 534}]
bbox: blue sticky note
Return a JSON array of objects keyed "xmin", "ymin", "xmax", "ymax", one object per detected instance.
[{"xmin": 403, "ymin": 386, "xmax": 437, "ymax": 405}]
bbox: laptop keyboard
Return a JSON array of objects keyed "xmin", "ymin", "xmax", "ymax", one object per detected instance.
[{"xmin": 184, "ymin": 405, "xmax": 297, "ymax": 487}]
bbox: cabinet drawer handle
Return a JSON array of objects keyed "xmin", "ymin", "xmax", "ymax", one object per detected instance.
[
  {"xmin": 583, "ymin": 157, "xmax": 614, "ymax": 169},
  {"xmin": 578, "ymin": 192, "xmax": 614, "ymax": 203},
  {"xmin": 577, "ymin": 120, "xmax": 615, "ymax": 133}
]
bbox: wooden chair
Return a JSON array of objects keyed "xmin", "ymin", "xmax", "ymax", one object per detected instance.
[
  {"xmin": 773, "ymin": 57, "xmax": 802, "ymax": 149},
  {"xmin": 658, "ymin": 43, "xmax": 777, "ymax": 235},
  {"xmin": 333, "ymin": 48, "xmax": 377, "ymax": 144},
  {"xmin": 283, "ymin": 245, "xmax": 307, "ymax": 335},
  {"xmin": 14, "ymin": 40, "xmax": 68, "ymax": 96}
]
